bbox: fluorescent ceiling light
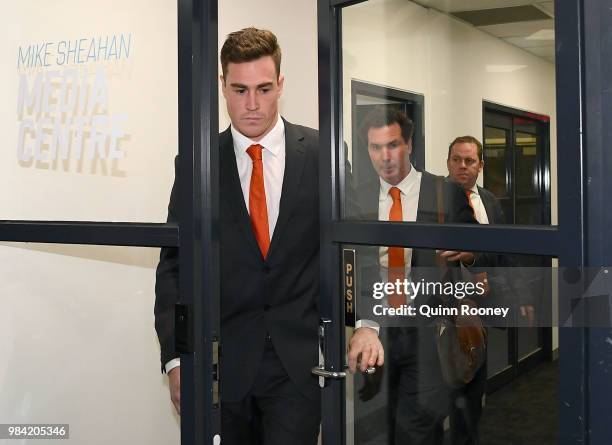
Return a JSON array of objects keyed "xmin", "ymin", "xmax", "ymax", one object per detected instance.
[
  {"xmin": 486, "ymin": 64, "xmax": 527, "ymax": 73},
  {"xmin": 526, "ymin": 29, "xmax": 555, "ymax": 40}
]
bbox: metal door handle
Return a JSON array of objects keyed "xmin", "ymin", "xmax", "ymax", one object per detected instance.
[
  {"xmin": 311, "ymin": 365, "xmax": 376, "ymax": 379},
  {"xmin": 311, "ymin": 365, "xmax": 346, "ymax": 379}
]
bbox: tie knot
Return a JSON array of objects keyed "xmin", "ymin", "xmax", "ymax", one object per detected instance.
[
  {"xmin": 466, "ymin": 189, "xmax": 473, "ymax": 197},
  {"xmin": 389, "ymin": 187, "xmax": 402, "ymax": 201},
  {"xmin": 247, "ymin": 144, "xmax": 263, "ymax": 161}
]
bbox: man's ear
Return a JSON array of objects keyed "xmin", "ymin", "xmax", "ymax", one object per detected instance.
[
  {"xmin": 277, "ymin": 73, "xmax": 285, "ymax": 96},
  {"xmin": 220, "ymin": 75, "xmax": 227, "ymax": 98}
]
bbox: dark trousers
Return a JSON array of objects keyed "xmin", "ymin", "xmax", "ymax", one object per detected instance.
[
  {"xmin": 387, "ymin": 327, "xmax": 450, "ymax": 445},
  {"xmin": 221, "ymin": 339, "xmax": 321, "ymax": 445},
  {"xmin": 448, "ymin": 362, "xmax": 487, "ymax": 445}
]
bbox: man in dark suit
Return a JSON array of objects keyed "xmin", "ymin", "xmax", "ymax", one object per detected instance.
[
  {"xmin": 445, "ymin": 135, "xmax": 495, "ymax": 445},
  {"xmin": 346, "ymin": 107, "xmax": 484, "ymax": 445},
  {"xmin": 446, "ymin": 135, "xmax": 535, "ymax": 444},
  {"xmin": 155, "ymin": 28, "xmax": 321, "ymax": 445}
]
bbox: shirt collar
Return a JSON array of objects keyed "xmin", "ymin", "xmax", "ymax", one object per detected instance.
[
  {"xmin": 231, "ymin": 115, "xmax": 285, "ymax": 158},
  {"xmin": 469, "ymin": 184, "xmax": 479, "ymax": 195},
  {"xmin": 379, "ymin": 164, "xmax": 419, "ymax": 198}
]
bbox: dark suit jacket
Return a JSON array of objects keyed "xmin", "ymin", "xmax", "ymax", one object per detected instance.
[
  {"xmin": 476, "ymin": 185, "xmax": 535, "ymax": 318},
  {"xmin": 348, "ymin": 170, "xmax": 478, "ymax": 265},
  {"xmin": 346, "ymin": 170, "xmax": 481, "ymax": 324},
  {"xmin": 155, "ymin": 119, "xmax": 321, "ymax": 402}
]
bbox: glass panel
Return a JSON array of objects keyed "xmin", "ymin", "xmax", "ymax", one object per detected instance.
[
  {"xmin": 518, "ymin": 327, "xmax": 542, "ymax": 360},
  {"xmin": 342, "ymin": 243, "xmax": 558, "ymax": 444},
  {"xmin": 340, "ymin": 0, "xmax": 557, "ymax": 227},
  {"xmin": 0, "ymin": 242, "xmax": 179, "ymax": 444},
  {"xmin": 515, "ymin": 131, "xmax": 540, "ymax": 196},
  {"xmin": 487, "ymin": 327, "xmax": 510, "ymax": 377},
  {"xmin": 483, "ymin": 126, "xmax": 509, "ymax": 199},
  {"xmin": 1, "ymin": 1, "xmax": 178, "ymax": 222}
]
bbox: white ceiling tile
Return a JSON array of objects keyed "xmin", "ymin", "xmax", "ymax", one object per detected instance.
[{"xmin": 503, "ymin": 36, "xmax": 553, "ymax": 48}]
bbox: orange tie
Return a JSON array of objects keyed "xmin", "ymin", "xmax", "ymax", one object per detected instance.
[
  {"xmin": 388, "ymin": 187, "xmax": 406, "ymax": 307},
  {"xmin": 465, "ymin": 190, "xmax": 476, "ymax": 220},
  {"xmin": 246, "ymin": 144, "xmax": 270, "ymax": 258}
]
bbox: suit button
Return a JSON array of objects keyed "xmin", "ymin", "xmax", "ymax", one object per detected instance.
[{"xmin": 264, "ymin": 305, "xmax": 271, "ymax": 311}]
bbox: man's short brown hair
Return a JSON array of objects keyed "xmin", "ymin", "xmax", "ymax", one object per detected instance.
[
  {"xmin": 361, "ymin": 106, "xmax": 415, "ymax": 145},
  {"xmin": 220, "ymin": 27, "xmax": 282, "ymax": 79},
  {"xmin": 448, "ymin": 135, "xmax": 483, "ymax": 161}
]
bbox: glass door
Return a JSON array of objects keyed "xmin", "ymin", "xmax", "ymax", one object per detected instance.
[{"xmin": 317, "ymin": 0, "xmax": 582, "ymax": 443}]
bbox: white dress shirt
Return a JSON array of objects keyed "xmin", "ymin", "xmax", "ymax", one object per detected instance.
[
  {"xmin": 165, "ymin": 116, "xmax": 286, "ymax": 374},
  {"xmin": 355, "ymin": 165, "xmax": 422, "ymax": 333},
  {"xmin": 377, "ymin": 166, "xmax": 422, "ymax": 273},
  {"xmin": 467, "ymin": 184, "xmax": 489, "ymax": 225},
  {"xmin": 232, "ymin": 116, "xmax": 286, "ymax": 239}
]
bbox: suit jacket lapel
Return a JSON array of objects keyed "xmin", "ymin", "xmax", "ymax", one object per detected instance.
[
  {"xmin": 267, "ymin": 120, "xmax": 307, "ymax": 258},
  {"xmin": 416, "ymin": 171, "xmax": 436, "ymax": 223},
  {"xmin": 413, "ymin": 171, "xmax": 438, "ymax": 267},
  {"xmin": 360, "ymin": 179, "xmax": 380, "ymax": 221},
  {"xmin": 220, "ymin": 128, "xmax": 263, "ymax": 259}
]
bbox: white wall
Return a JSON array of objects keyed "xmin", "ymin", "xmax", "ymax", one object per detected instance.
[
  {"xmin": 0, "ymin": 0, "xmax": 178, "ymax": 223},
  {"xmin": 342, "ymin": 0, "xmax": 557, "ymax": 226},
  {"xmin": 218, "ymin": 0, "xmax": 319, "ymax": 130}
]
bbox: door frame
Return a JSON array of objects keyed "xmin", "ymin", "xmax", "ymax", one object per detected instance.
[
  {"xmin": 482, "ymin": 101, "xmax": 554, "ymax": 393},
  {"xmin": 318, "ymin": 0, "xmax": 586, "ymax": 444},
  {"xmin": 0, "ymin": 1, "xmax": 221, "ymax": 444}
]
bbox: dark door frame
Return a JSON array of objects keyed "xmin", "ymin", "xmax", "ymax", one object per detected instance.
[
  {"xmin": 319, "ymin": 1, "xmax": 587, "ymax": 444},
  {"xmin": 0, "ymin": 1, "xmax": 220, "ymax": 444},
  {"xmin": 482, "ymin": 102, "xmax": 554, "ymax": 393},
  {"xmin": 482, "ymin": 100, "xmax": 552, "ymax": 226}
]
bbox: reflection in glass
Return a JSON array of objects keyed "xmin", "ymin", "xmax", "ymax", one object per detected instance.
[
  {"xmin": 515, "ymin": 130, "xmax": 539, "ymax": 197},
  {"xmin": 483, "ymin": 126, "xmax": 508, "ymax": 199},
  {"xmin": 341, "ymin": 0, "xmax": 557, "ymax": 226},
  {"xmin": 343, "ymin": 243, "xmax": 556, "ymax": 444}
]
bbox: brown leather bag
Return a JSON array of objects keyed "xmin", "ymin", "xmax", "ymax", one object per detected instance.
[{"xmin": 433, "ymin": 176, "xmax": 486, "ymax": 388}]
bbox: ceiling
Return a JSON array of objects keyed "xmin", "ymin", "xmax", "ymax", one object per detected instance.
[{"xmin": 412, "ymin": 0, "xmax": 555, "ymax": 63}]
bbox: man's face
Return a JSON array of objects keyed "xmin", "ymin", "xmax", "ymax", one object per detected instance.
[
  {"xmin": 221, "ymin": 56, "xmax": 284, "ymax": 141},
  {"xmin": 367, "ymin": 123, "xmax": 412, "ymax": 186},
  {"xmin": 447, "ymin": 142, "xmax": 483, "ymax": 189}
]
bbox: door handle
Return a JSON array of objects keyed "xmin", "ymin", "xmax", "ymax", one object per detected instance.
[
  {"xmin": 311, "ymin": 365, "xmax": 346, "ymax": 379},
  {"xmin": 311, "ymin": 364, "xmax": 376, "ymax": 379},
  {"xmin": 312, "ymin": 318, "xmax": 376, "ymax": 382}
]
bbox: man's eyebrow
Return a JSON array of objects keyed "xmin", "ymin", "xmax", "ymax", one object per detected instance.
[{"xmin": 229, "ymin": 82, "xmax": 274, "ymax": 89}]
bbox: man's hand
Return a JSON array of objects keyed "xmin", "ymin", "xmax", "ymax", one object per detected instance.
[
  {"xmin": 438, "ymin": 250, "xmax": 475, "ymax": 265},
  {"xmin": 348, "ymin": 327, "xmax": 384, "ymax": 373},
  {"xmin": 168, "ymin": 366, "xmax": 181, "ymax": 415}
]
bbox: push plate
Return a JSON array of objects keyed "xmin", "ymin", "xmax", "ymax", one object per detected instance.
[{"xmin": 343, "ymin": 249, "xmax": 356, "ymax": 327}]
